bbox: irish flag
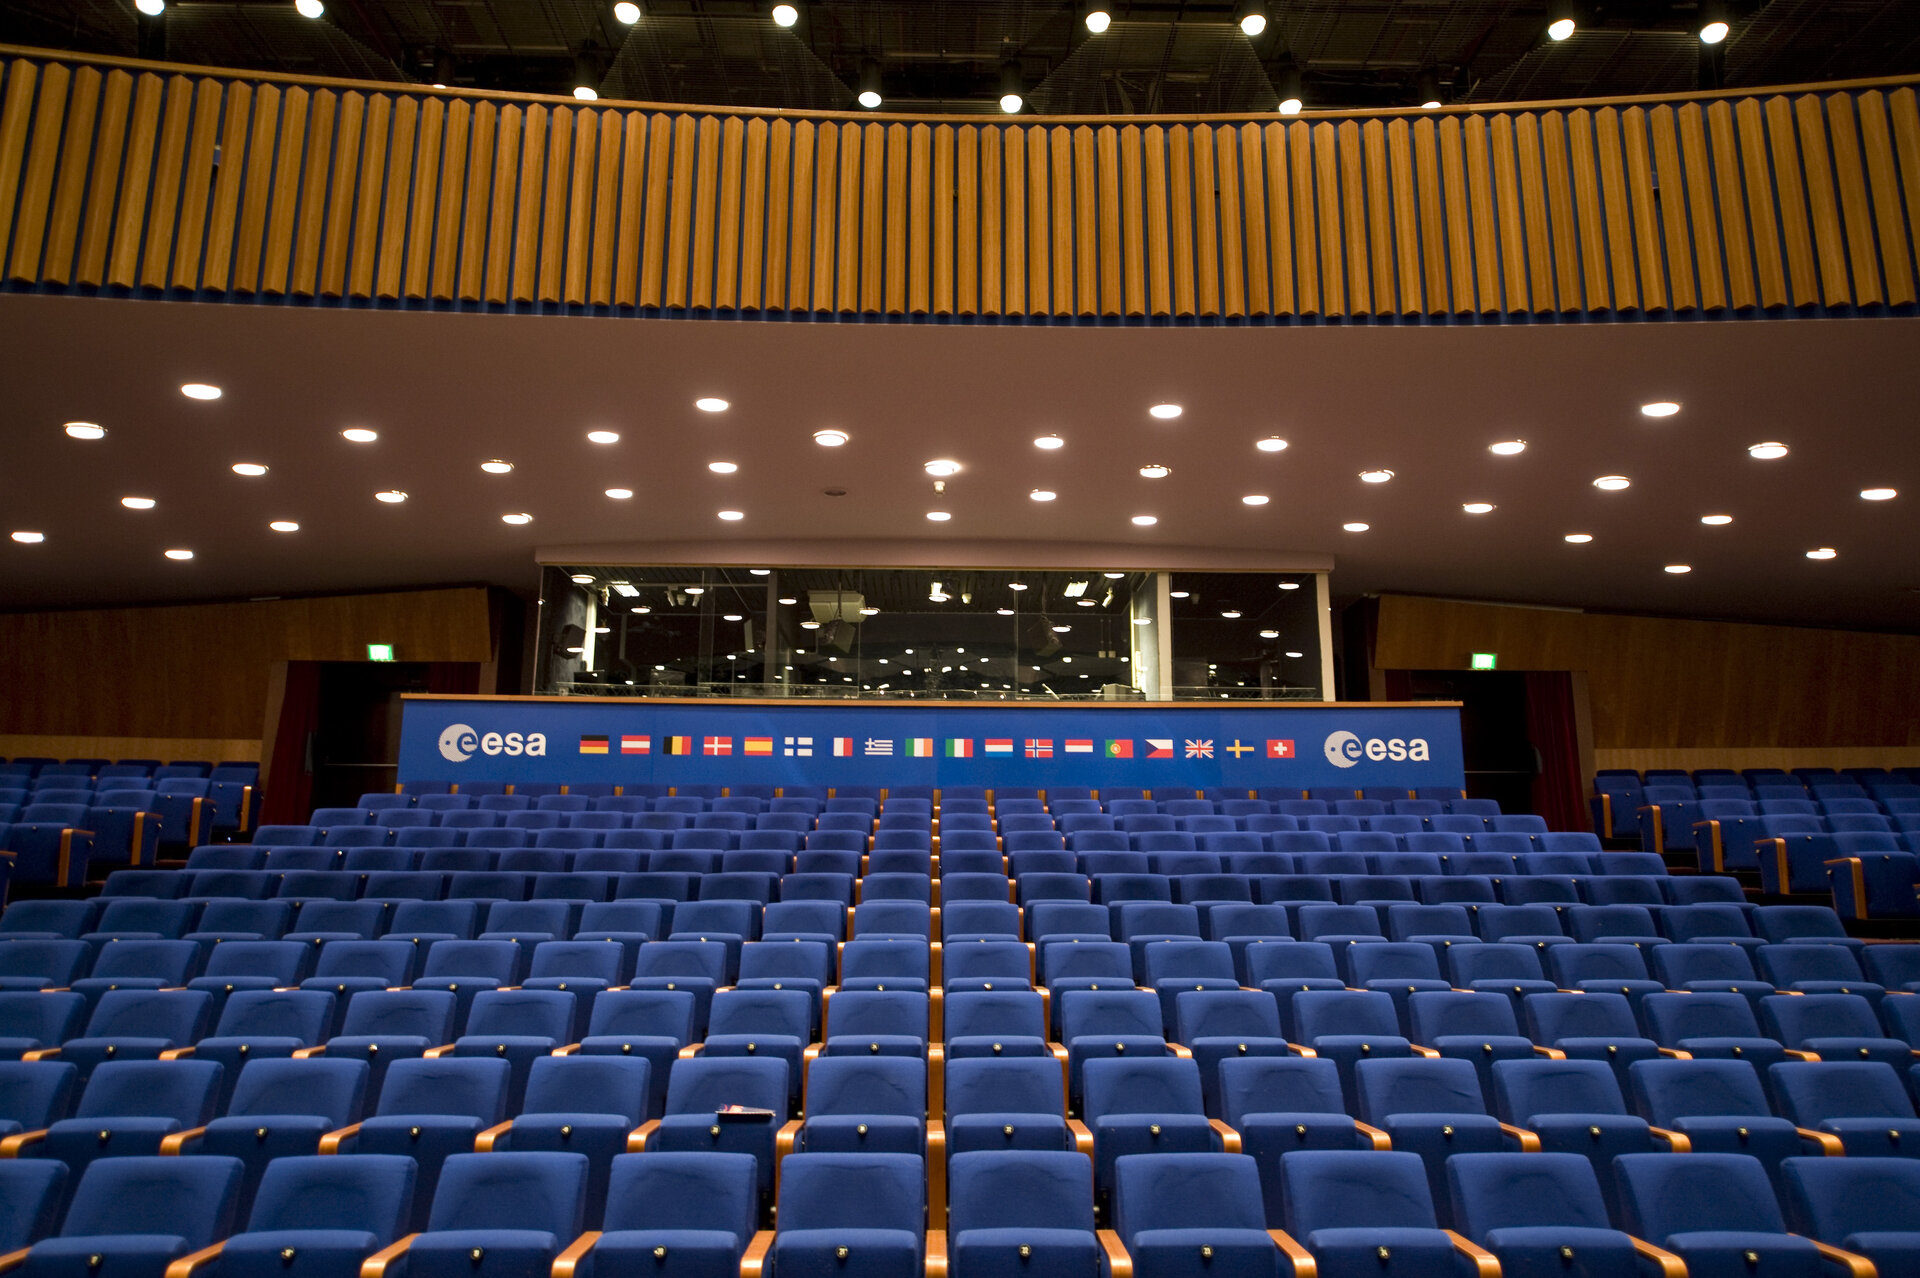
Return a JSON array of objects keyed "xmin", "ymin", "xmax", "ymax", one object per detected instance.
[{"xmin": 906, "ymin": 738, "xmax": 936, "ymax": 758}]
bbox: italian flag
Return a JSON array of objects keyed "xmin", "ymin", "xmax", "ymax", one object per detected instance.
[{"xmin": 945, "ymin": 739, "xmax": 973, "ymax": 757}]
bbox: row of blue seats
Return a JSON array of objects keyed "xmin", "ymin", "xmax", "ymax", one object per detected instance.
[
  {"xmin": 1595, "ymin": 776, "xmax": 1920, "ymax": 838},
  {"xmin": 0, "ymin": 782, "xmax": 254, "ymax": 891},
  {"xmin": 1652, "ymin": 802, "xmax": 1920, "ymax": 859},
  {"xmin": 0, "ymin": 758, "xmax": 249, "ymax": 781},
  {"xmin": 347, "ymin": 791, "xmax": 1502, "ymax": 819}
]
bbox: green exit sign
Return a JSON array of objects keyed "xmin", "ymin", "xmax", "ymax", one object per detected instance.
[
  {"xmin": 1470, "ymin": 652, "xmax": 1498, "ymax": 670},
  {"xmin": 367, "ymin": 644, "xmax": 396, "ymax": 662}
]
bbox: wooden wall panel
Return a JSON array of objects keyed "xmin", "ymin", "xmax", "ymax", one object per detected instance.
[{"xmin": 0, "ymin": 48, "xmax": 1914, "ymax": 324}]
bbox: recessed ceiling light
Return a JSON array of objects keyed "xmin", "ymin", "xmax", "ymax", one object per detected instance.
[
  {"xmin": 1641, "ymin": 402, "xmax": 1681, "ymax": 417},
  {"xmin": 481, "ymin": 460, "xmax": 514, "ymax": 474},
  {"xmin": 1103, "ymin": 572, "xmax": 1125, "ymax": 579},
  {"xmin": 926, "ymin": 511, "xmax": 951, "ymax": 522},
  {"xmin": 1285, "ymin": 650, "xmax": 1304, "ymax": 658},
  {"xmin": 269, "ymin": 520, "xmax": 299, "ymax": 533},
  {"xmin": 121, "ymin": 496, "xmax": 156, "ymax": 510},
  {"xmin": 1030, "ymin": 489, "xmax": 1057, "ymax": 501},
  {"xmin": 1259, "ymin": 629, "xmax": 1280, "ymax": 638},
  {"xmin": 1462, "ymin": 502, "xmax": 1495, "ymax": 514},
  {"xmin": 1593, "ymin": 475, "xmax": 1631, "ymax": 490},
  {"xmin": 1139, "ymin": 465, "xmax": 1171, "ymax": 479},
  {"xmin": 1242, "ymin": 495, "xmax": 1270, "ymax": 506},
  {"xmin": 64, "ymin": 422, "xmax": 105, "ymax": 440},
  {"xmin": 724, "ymin": 614, "xmax": 744, "ymax": 622},
  {"xmin": 813, "ymin": 429, "xmax": 849, "ymax": 446},
  {"xmin": 180, "ymin": 383, "xmax": 222, "ymax": 400},
  {"xmin": 778, "ymin": 596, "xmax": 797, "ymax": 604},
  {"xmin": 772, "ymin": 3, "xmax": 799, "ymax": 26},
  {"xmin": 1701, "ymin": 514, "xmax": 1733, "ymax": 526},
  {"xmin": 1278, "ymin": 581, "xmax": 1301, "ymax": 590},
  {"xmin": 11, "ymin": 531, "xmax": 45, "ymax": 543},
  {"xmin": 1861, "ymin": 488, "xmax": 1898, "ymax": 501},
  {"xmin": 1149, "ymin": 404, "xmax": 1183, "ymax": 420},
  {"xmin": 1131, "ymin": 617, "xmax": 1151, "ymax": 626},
  {"xmin": 1221, "ymin": 610, "xmax": 1243, "ymax": 618},
  {"xmin": 1489, "ymin": 440, "xmax": 1527, "ymax": 456},
  {"xmin": 614, "ymin": 1, "xmax": 641, "ymax": 22},
  {"xmin": 501, "ymin": 513, "xmax": 533, "ymax": 525},
  {"xmin": 800, "ymin": 620, "xmax": 820, "ymax": 630},
  {"xmin": 1131, "ymin": 515, "xmax": 1158, "ymax": 526},
  {"xmin": 573, "ymin": 86, "xmax": 598, "ymax": 101},
  {"xmin": 571, "ymin": 574, "xmax": 594, "ymax": 584},
  {"xmin": 1664, "ymin": 564, "xmax": 1692, "ymax": 574},
  {"xmin": 1052, "ymin": 625, "xmax": 1072, "ymax": 633},
  {"xmin": 1564, "ymin": 533, "xmax": 1594, "ymax": 543},
  {"xmin": 375, "ymin": 490, "xmax": 407, "ymax": 503},
  {"xmin": 1170, "ymin": 590, "xmax": 1189, "ymax": 598},
  {"xmin": 1343, "ymin": 522, "xmax": 1370, "ymax": 532},
  {"xmin": 859, "ymin": 606, "xmax": 880, "ymax": 616},
  {"xmin": 1256, "ymin": 436, "xmax": 1288, "ymax": 452},
  {"xmin": 708, "ymin": 461, "xmax": 739, "ymax": 474},
  {"xmin": 342, "ymin": 428, "xmax": 378, "ymax": 443},
  {"xmin": 164, "ymin": 548, "xmax": 194, "ymax": 560},
  {"xmin": 718, "ymin": 510, "xmax": 745, "ymax": 521},
  {"xmin": 925, "ymin": 459, "xmax": 962, "ymax": 477},
  {"xmin": 605, "ymin": 488, "xmax": 633, "ymax": 500},
  {"xmin": 1748, "ymin": 442, "xmax": 1788, "ymax": 460},
  {"xmin": 294, "ymin": 0, "xmax": 324, "ymax": 16},
  {"xmin": 1359, "ymin": 469, "xmax": 1394, "ymax": 483},
  {"xmin": 1034, "ymin": 434, "xmax": 1064, "ymax": 450},
  {"xmin": 1008, "ymin": 582, "xmax": 1028, "ymax": 591},
  {"xmin": 1806, "ymin": 547, "xmax": 1838, "ymax": 560},
  {"xmin": 1547, "ymin": 15, "xmax": 1575, "ymax": 39},
  {"xmin": 631, "ymin": 605, "xmax": 651, "ymax": 613},
  {"xmin": 684, "ymin": 586, "xmax": 706, "ymax": 594},
  {"xmin": 231, "ymin": 463, "xmax": 268, "ymax": 476},
  {"xmin": 1076, "ymin": 599, "xmax": 1096, "ymax": 607},
  {"xmin": 587, "ymin": 430, "xmax": 621, "ymax": 444},
  {"xmin": 695, "ymin": 397, "xmax": 730, "ymax": 412},
  {"xmin": 997, "ymin": 607, "xmax": 1015, "ymax": 616}
]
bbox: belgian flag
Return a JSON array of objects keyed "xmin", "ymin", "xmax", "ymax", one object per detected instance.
[{"xmin": 664, "ymin": 736, "xmax": 695, "ymax": 755}]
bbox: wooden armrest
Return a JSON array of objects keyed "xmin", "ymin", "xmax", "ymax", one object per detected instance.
[
  {"xmin": 1098, "ymin": 1231, "xmax": 1134, "ymax": 1278},
  {"xmin": 1208, "ymin": 1118, "xmax": 1243, "ymax": 1154},
  {"xmin": 360, "ymin": 1234, "xmax": 418, "ymax": 1278},
  {"xmin": 625, "ymin": 1120, "xmax": 660, "ymax": 1153},
  {"xmin": 159, "ymin": 1046, "xmax": 197, "ymax": 1060},
  {"xmin": 1353, "ymin": 1120, "xmax": 1392, "ymax": 1151},
  {"xmin": 551, "ymin": 1232, "xmax": 601, "ymax": 1278},
  {"xmin": 319, "ymin": 1122, "xmax": 363, "ymax": 1155},
  {"xmin": 1808, "ymin": 1239, "xmax": 1877, "ymax": 1278},
  {"xmin": 1, "ymin": 1247, "xmax": 34, "ymax": 1275},
  {"xmin": 1497, "ymin": 1122, "xmax": 1541, "ymax": 1152},
  {"xmin": 551, "ymin": 1043, "xmax": 580, "ymax": 1056},
  {"xmin": 1068, "ymin": 1118, "xmax": 1094, "ymax": 1157},
  {"xmin": 159, "ymin": 1126, "xmax": 208, "ymax": 1155},
  {"xmin": 924, "ymin": 1230, "xmax": 947, "ymax": 1278},
  {"xmin": 1270, "ymin": 1230, "xmax": 1318, "ymax": 1278},
  {"xmin": 0, "ymin": 1130, "xmax": 49, "ymax": 1158},
  {"xmin": 677, "ymin": 1044, "xmax": 703, "ymax": 1059},
  {"xmin": 775, "ymin": 1118, "xmax": 803, "ymax": 1159},
  {"xmin": 1796, "ymin": 1126, "xmax": 1846, "ymax": 1156},
  {"xmin": 1648, "ymin": 1126, "xmax": 1691, "ymax": 1153},
  {"xmin": 475, "ymin": 1119, "xmax": 513, "ymax": 1152},
  {"xmin": 164, "ymin": 1241, "xmax": 227, "ymax": 1278},
  {"xmin": 1631, "ymin": 1237, "xmax": 1686, "ymax": 1278},
  {"xmin": 1444, "ymin": 1230, "xmax": 1500, "ymax": 1278},
  {"xmin": 927, "ymin": 1122, "xmax": 946, "ymax": 1231},
  {"xmin": 1789, "ymin": 1049, "xmax": 1823, "ymax": 1062},
  {"xmin": 739, "ymin": 1231, "xmax": 774, "ymax": 1278},
  {"xmin": 424, "ymin": 1044, "xmax": 456, "ymax": 1058},
  {"xmin": 292, "ymin": 1045, "xmax": 328, "ymax": 1058},
  {"xmin": 1656, "ymin": 1048, "xmax": 1694, "ymax": 1059},
  {"xmin": 1168, "ymin": 1043, "xmax": 1192, "ymax": 1059},
  {"xmin": 1410, "ymin": 1045, "xmax": 1441, "ymax": 1058},
  {"xmin": 1532, "ymin": 1046, "xmax": 1567, "ymax": 1059},
  {"xmin": 20, "ymin": 1048, "xmax": 60, "ymax": 1061},
  {"xmin": 1286, "ymin": 1043, "xmax": 1318, "ymax": 1057}
]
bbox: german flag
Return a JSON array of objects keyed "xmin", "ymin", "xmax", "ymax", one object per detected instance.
[
  {"xmin": 664, "ymin": 736, "xmax": 695, "ymax": 755},
  {"xmin": 579, "ymin": 735, "xmax": 610, "ymax": 754}
]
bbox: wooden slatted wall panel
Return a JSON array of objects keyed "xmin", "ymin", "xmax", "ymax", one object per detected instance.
[{"xmin": 0, "ymin": 53, "xmax": 1915, "ymax": 323}]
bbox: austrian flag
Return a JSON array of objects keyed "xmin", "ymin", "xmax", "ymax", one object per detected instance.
[
  {"xmin": 620, "ymin": 735, "xmax": 649, "ymax": 755},
  {"xmin": 1064, "ymin": 740, "xmax": 1094, "ymax": 754},
  {"xmin": 984, "ymin": 740, "xmax": 1014, "ymax": 756}
]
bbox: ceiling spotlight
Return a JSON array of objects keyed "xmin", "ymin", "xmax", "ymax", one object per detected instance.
[
  {"xmin": 573, "ymin": 86, "xmax": 598, "ymax": 101},
  {"xmin": 1030, "ymin": 489, "xmax": 1057, "ymax": 502},
  {"xmin": 859, "ymin": 606, "xmax": 880, "ymax": 616},
  {"xmin": 1489, "ymin": 440, "xmax": 1527, "ymax": 455},
  {"xmin": 1697, "ymin": 0, "xmax": 1730, "ymax": 43},
  {"xmin": 997, "ymin": 61, "xmax": 1024, "ymax": 114},
  {"xmin": 708, "ymin": 461, "xmax": 739, "ymax": 474},
  {"xmin": 1034, "ymin": 434, "xmax": 1064, "ymax": 450},
  {"xmin": 1260, "ymin": 629, "xmax": 1280, "ymax": 638},
  {"xmin": 1343, "ymin": 522, "xmax": 1370, "ymax": 532},
  {"xmin": 1139, "ymin": 464, "xmax": 1171, "ymax": 479},
  {"xmin": 1285, "ymin": 650, "xmax": 1304, "ymax": 658},
  {"xmin": 1132, "ymin": 617, "xmax": 1151, "ymax": 626},
  {"xmin": 1359, "ymin": 469, "xmax": 1394, "ymax": 483},
  {"xmin": 684, "ymin": 586, "xmax": 705, "ymax": 594},
  {"xmin": 501, "ymin": 513, "xmax": 532, "ymax": 525},
  {"xmin": 723, "ymin": 614, "xmax": 743, "ymax": 622},
  {"xmin": 1701, "ymin": 514, "xmax": 1733, "ymax": 526},
  {"xmin": 695, "ymin": 397, "xmax": 729, "ymax": 412},
  {"xmin": 800, "ymin": 620, "xmax": 820, "ymax": 630},
  {"xmin": 269, "ymin": 520, "xmax": 299, "ymax": 532},
  {"xmin": 1546, "ymin": 0, "xmax": 1575, "ymax": 40},
  {"xmin": 1806, "ymin": 547, "xmax": 1838, "ymax": 560},
  {"xmin": 165, "ymin": 548, "xmax": 195, "ymax": 560},
  {"xmin": 614, "ymin": 2, "xmax": 641, "ymax": 24},
  {"xmin": 605, "ymin": 488, "xmax": 633, "ymax": 499},
  {"xmin": 1235, "ymin": 0, "xmax": 1268, "ymax": 37},
  {"xmin": 1242, "ymin": 495, "xmax": 1270, "ymax": 506},
  {"xmin": 1131, "ymin": 515, "xmax": 1158, "ymax": 526},
  {"xmin": 1564, "ymin": 533, "xmax": 1594, "ymax": 543},
  {"xmin": 1149, "ymin": 403, "xmax": 1183, "ymax": 419},
  {"xmin": 1077, "ymin": 599, "xmax": 1097, "ymax": 607},
  {"xmin": 778, "ymin": 596, "xmax": 797, "ymax": 604},
  {"xmin": 342, "ymin": 428, "xmax": 378, "ymax": 442},
  {"xmin": 1664, "ymin": 564, "xmax": 1692, "ymax": 574},
  {"xmin": 771, "ymin": 3, "xmax": 799, "ymax": 26},
  {"xmin": 1640, "ymin": 401, "xmax": 1681, "ymax": 417},
  {"xmin": 1463, "ymin": 502, "xmax": 1495, "ymax": 514},
  {"xmin": 375, "ymin": 490, "xmax": 407, "ymax": 503},
  {"xmin": 480, "ymin": 460, "xmax": 514, "ymax": 474},
  {"xmin": 1169, "ymin": 590, "xmax": 1189, "ymax": 598},
  {"xmin": 1276, "ymin": 65, "xmax": 1304, "ymax": 115},
  {"xmin": 587, "ymin": 430, "xmax": 620, "ymax": 444},
  {"xmin": 998, "ymin": 608, "xmax": 1016, "ymax": 616},
  {"xmin": 135, "ymin": 0, "xmax": 165, "ymax": 13},
  {"xmin": 857, "ymin": 58, "xmax": 883, "ymax": 110},
  {"xmin": 926, "ymin": 511, "xmax": 952, "ymax": 522},
  {"xmin": 718, "ymin": 510, "xmax": 745, "ymax": 521},
  {"xmin": 1278, "ymin": 581, "xmax": 1301, "ymax": 590},
  {"xmin": 1052, "ymin": 625, "xmax": 1072, "ymax": 634},
  {"xmin": 294, "ymin": 0, "xmax": 324, "ymax": 16},
  {"xmin": 1082, "ymin": 2, "xmax": 1111, "ymax": 33},
  {"xmin": 64, "ymin": 421, "xmax": 105, "ymax": 440},
  {"xmin": 1008, "ymin": 582, "xmax": 1028, "ymax": 591},
  {"xmin": 571, "ymin": 574, "xmax": 594, "ymax": 585},
  {"xmin": 181, "ymin": 383, "xmax": 222, "ymax": 400},
  {"xmin": 231, "ymin": 463, "xmax": 268, "ymax": 476},
  {"xmin": 924, "ymin": 459, "xmax": 962, "ymax": 477},
  {"xmin": 1593, "ymin": 475, "xmax": 1631, "ymax": 490},
  {"xmin": 1748, "ymin": 442, "xmax": 1789, "ymax": 460},
  {"xmin": 1861, "ymin": 488, "xmax": 1898, "ymax": 501},
  {"xmin": 1416, "ymin": 67, "xmax": 1443, "ymax": 109},
  {"xmin": 1256, "ymin": 437, "xmax": 1288, "ymax": 452},
  {"xmin": 10, "ymin": 531, "xmax": 44, "ymax": 544},
  {"xmin": 1221, "ymin": 610, "xmax": 1243, "ymax": 619},
  {"xmin": 121, "ymin": 497, "xmax": 156, "ymax": 510},
  {"xmin": 749, "ymin": 569, "xmax": 771, "ymax": 576},
  {"xmin": 813, "ymin": 428, "xmax": 849, "ymax": 447}
]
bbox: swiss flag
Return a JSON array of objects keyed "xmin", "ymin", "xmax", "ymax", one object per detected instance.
[{"xmin": 1267, "ymin": 739, "xmax": 1295, "ymax": 759}]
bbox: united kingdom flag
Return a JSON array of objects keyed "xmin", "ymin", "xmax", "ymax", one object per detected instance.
[{"xmin": 1184, "ymin": 739, "xmax": 1214, "ymax": 759}]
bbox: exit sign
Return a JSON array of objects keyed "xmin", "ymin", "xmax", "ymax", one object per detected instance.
[
  {"xmin": 1470, "ymin": 652, "xmax": 1498, "ymax": 670},
  {"xmin": 367, "ymin": 644, "xmax": 396, "ymax": 662}
]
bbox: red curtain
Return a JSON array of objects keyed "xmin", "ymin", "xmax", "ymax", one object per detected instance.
[
  {"xmin": 260, "ymin": 661, "xmax": 322, "ymax": 826},
  {"xmin": 1524, "ymin": 671, "xmax": 1586, "ymax": 831}
]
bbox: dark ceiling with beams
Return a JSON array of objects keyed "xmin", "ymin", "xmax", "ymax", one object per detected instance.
[{"xmin": 2, "ymin": 0, "xmax": 1917, "ymax": 117}]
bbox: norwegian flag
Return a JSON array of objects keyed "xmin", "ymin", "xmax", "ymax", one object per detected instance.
[{"xmin": 1024, "ymin": 739, "xmax": 1053, "ymax": 758}]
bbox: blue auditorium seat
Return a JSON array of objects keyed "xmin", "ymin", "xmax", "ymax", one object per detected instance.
[
  {"xmin": 1112, "ymin": 1152, "xmax": 1293, "ymax": 1274},
  {"xmin": 13, "ymin": 1155, "xmax": 242, "ymax": 1278}
]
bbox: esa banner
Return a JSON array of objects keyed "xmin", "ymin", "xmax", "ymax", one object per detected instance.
[{"xmin": 399, "ymin": 698, "xmax": 1465, "ymax": 792}]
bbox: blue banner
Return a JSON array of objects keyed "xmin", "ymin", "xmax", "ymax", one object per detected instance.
[{"xmin": 399, "ymin": 698, "xmax": 1465, "ymax": 792}]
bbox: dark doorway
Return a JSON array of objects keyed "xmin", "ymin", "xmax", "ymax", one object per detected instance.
[{"xmin": 1384, "ymin": 669, "xmax": 1537, "ymax": 813}]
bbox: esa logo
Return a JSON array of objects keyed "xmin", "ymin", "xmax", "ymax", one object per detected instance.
[
  {"xmin": 438, "ymin": 723, "xmax": 548, "ymax": 762},
  {"xmin": 1322, "ymin": 729, "xmax": 1430, "ymax": 769}
]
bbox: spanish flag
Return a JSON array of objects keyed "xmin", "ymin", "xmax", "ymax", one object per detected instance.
[{"xmin": 745, "ymin": 737, "xmax": 774, "ymax": 756}]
